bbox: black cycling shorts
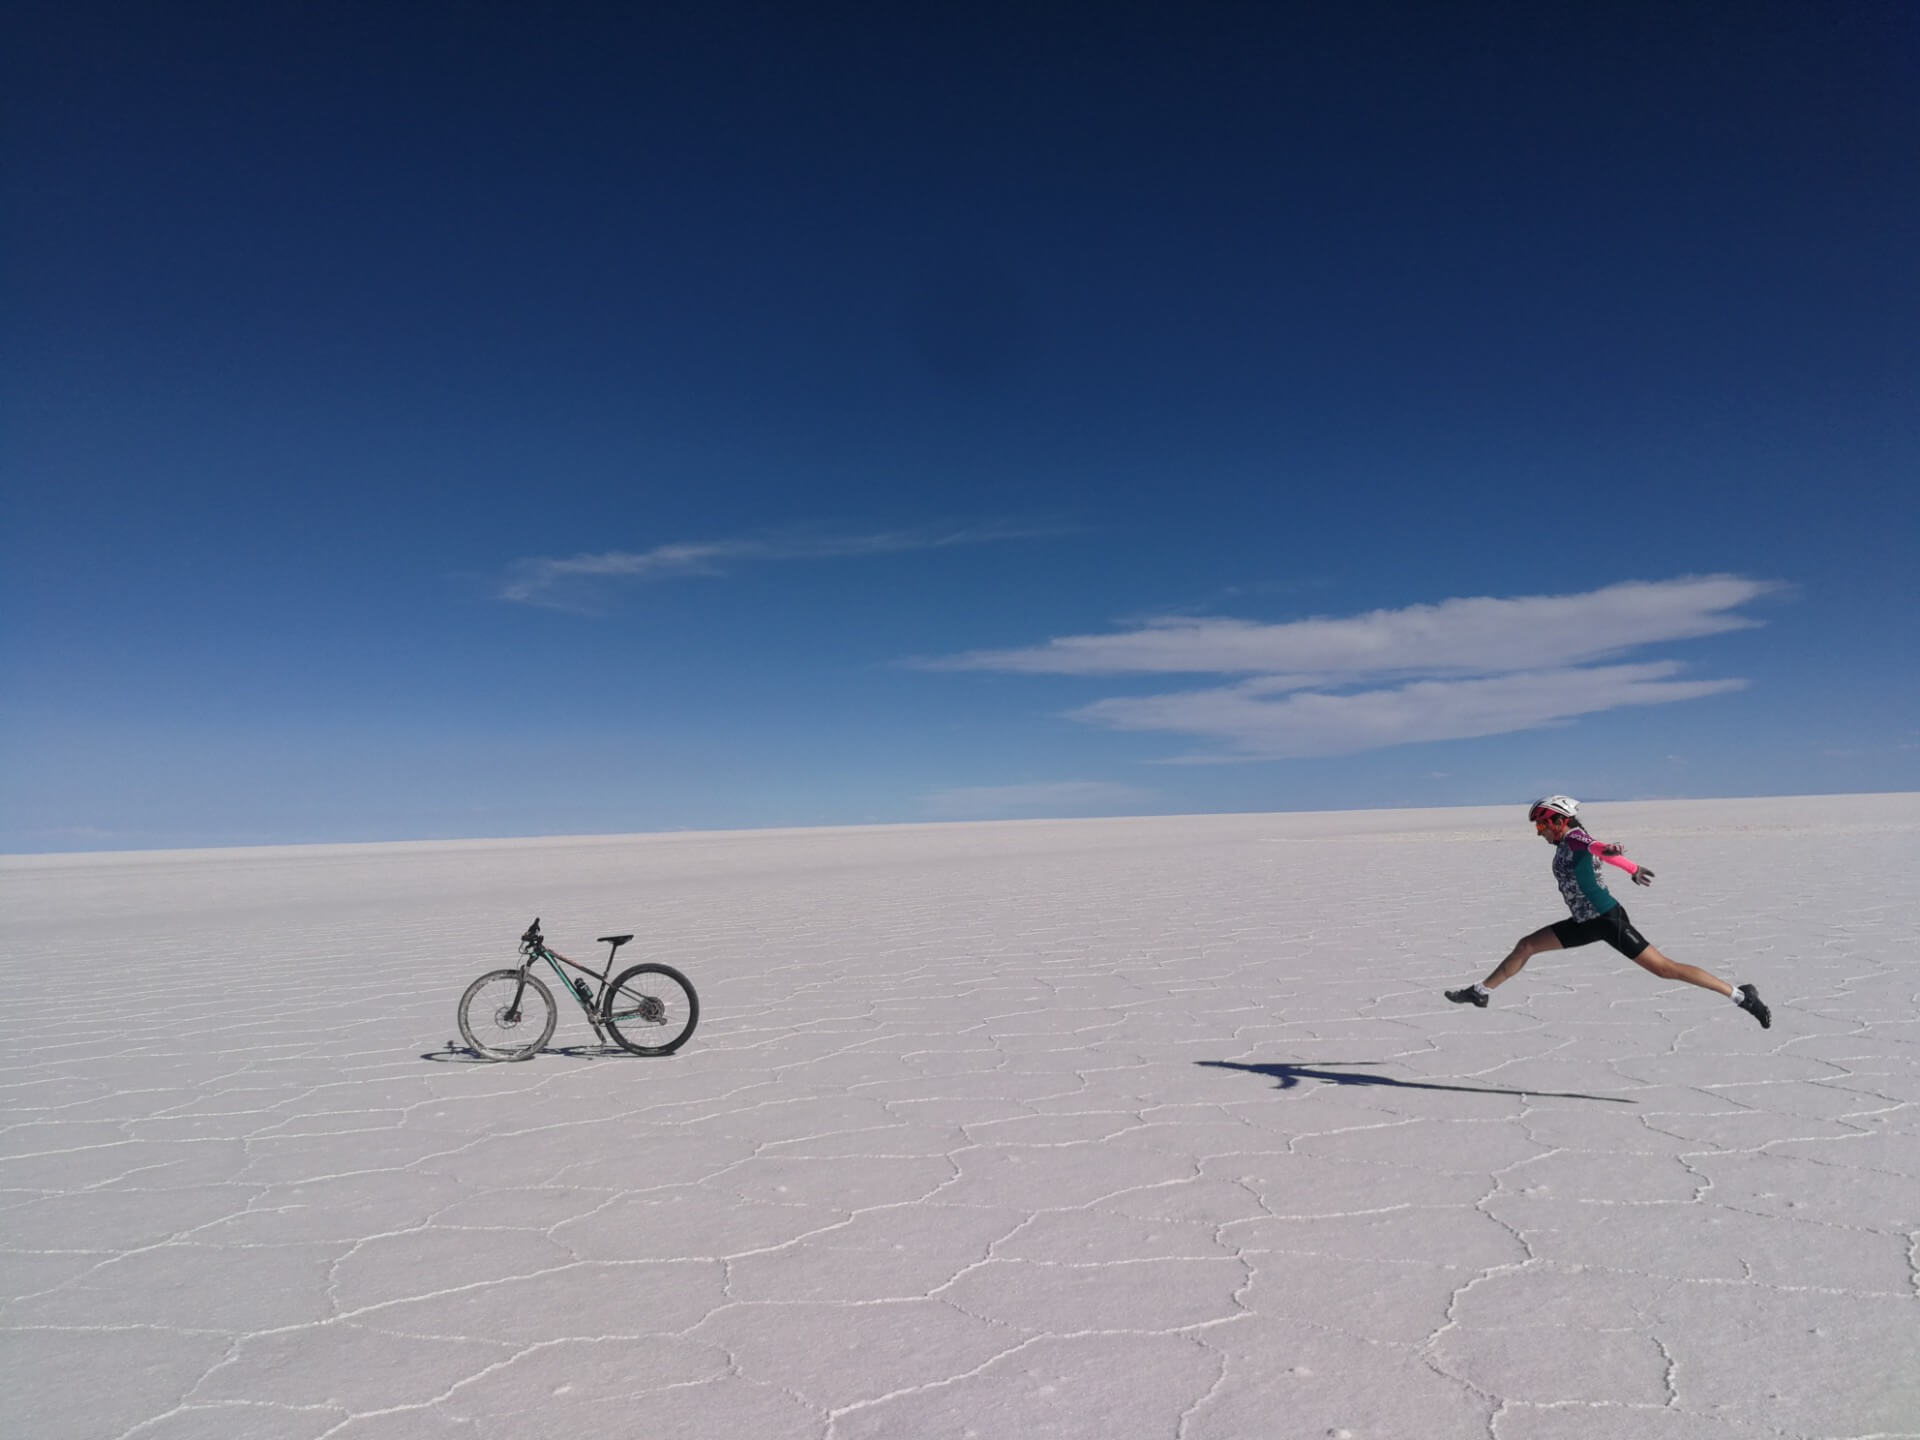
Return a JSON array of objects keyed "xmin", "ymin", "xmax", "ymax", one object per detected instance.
[{"xmin": 1550, "ymin": 906, "xmax": 1650, "ymax": 959}]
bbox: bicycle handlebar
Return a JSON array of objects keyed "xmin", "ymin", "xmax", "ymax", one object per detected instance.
[{"xmin": 520, "ymin": 917, "xmax": 543, "ymax": 949}]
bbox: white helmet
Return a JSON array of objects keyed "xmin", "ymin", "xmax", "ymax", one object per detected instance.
[{"xmin": 1528, "ymin": 795, "xmax": 1580, "ymax": 823}]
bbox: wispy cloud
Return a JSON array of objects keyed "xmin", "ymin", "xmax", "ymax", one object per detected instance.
[
  {"xmin": 1079, "ymin": 663, "xmax": 1746, "ymax": 761},
  {"xmin": 920, "ymin": 780, "xmax": 1155, "ymax": 820},
  {"xmin": 923, "ymin": 576, "xmax": 1780, "ymax": 761},
  {"xmin": 504, "ymin": 525, "xmax": 1060, "ymax": 608},
  {"xmin": 922, "ymin": 576, "xmax": 1776, "ymax": 678}
]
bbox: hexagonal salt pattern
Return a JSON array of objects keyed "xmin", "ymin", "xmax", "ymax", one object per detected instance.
[{"xmin": 3, "ymin": 796, "xmax": 1916, "ymax": 1438}]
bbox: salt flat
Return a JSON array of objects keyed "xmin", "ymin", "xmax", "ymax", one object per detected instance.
[{"xmin": 3, "ymin": 795, "xmax": 1917, "ymax": 1440}]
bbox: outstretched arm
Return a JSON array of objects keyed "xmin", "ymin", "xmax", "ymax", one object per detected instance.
[{"xmin": 1588, "ymin": 838, "xmax": 1655, "ymax": 886}]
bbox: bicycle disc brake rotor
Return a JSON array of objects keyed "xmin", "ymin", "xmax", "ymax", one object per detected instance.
[{"xmin": 636, "ymin": 995, "xmax": 666, "ymax": 1024}]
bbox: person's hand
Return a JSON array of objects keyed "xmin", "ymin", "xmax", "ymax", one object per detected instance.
[{"xmin": 1631, "ymin": 865, "xmax": 1655, "ymax": 887}]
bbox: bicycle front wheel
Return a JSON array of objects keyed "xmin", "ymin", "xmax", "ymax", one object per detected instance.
[
  {"xmin": 603, "ymin": 963, "xmax": 699, "ymax": 1056},
  {"xmin": 457, "ymin": 970, "xmax": 557, "ymax": 1060}
]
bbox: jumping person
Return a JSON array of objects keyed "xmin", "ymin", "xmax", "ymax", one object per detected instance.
[{"xmin": 1446, "ymin": 796, "xmax": 1771, "ymax": 1027}]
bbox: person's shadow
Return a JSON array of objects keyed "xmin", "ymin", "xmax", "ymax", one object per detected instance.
[{"xmin": 1198, "ymin": 1060, "xmax": 1633, "ymax": 1104}]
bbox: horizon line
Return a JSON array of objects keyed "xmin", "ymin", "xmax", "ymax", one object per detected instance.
[{"xmin": 5, "ymin": 788, "xmax": 1913, "ymax": 862}]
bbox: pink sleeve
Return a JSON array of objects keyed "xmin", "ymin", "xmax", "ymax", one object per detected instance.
[{"xmin": 1587, "ymin": 839, "xmax": 1640, "ymax": 876}]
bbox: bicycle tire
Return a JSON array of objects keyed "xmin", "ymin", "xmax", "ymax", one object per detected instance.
[
  {"xmin": 602, "ymin": 962, "xmax": 699, "ymax": 1056},
  {"xmin": 457, "ymin": 969, "xmax": 558, "ymax": 1061}
]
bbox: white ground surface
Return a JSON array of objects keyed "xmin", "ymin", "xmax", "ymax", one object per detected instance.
[{"xmin": 3, "ymin": 795, "xmax": 1917, "ymax": 1440}]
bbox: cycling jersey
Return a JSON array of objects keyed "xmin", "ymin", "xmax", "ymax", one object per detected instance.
[{"xmin": 1553, "ymin": 826, "xmax": 1622, "ymax": 921}]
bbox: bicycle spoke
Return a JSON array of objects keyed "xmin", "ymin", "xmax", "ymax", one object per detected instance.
[
  {"xmin": 603, "ymin": 963, "xmax": 699, "ymax": 1056},
  {"xmin": 457, "ymin": 971, "xmax": 557, "ymax": 1060}
]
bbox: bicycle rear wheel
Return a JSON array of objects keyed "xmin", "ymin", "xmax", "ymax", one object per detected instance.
[
  {"xmin": 603, "ymin": 963, "xmax": 699, "ymax": 1056},
  {"xmin": 458, "ymin": 970, "xmax": 557, "ymax": 1060}
]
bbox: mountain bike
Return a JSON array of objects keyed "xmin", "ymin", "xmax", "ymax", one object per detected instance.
[{"xmin": 456, "ymin": 918, "xmax": 699, "ymax": 1061}]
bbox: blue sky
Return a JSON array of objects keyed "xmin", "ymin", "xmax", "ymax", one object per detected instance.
[{"xmin": 4, "ymin": 2, "xmax": 1916, "ymax": 852}]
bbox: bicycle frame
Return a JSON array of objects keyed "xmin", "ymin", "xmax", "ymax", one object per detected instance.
[{"xmin": 513, "ymin": 927, "xmax": 617, "ymax": 1042}]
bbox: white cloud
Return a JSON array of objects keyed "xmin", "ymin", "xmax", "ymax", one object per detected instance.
[
  {"xmin": 923, "ymin": 576, "xmax": 1776, "ymax": 677},
  {"xmin": 1076, "ymin": 664, "xmax": 1747, "ymax": 760},
  {"xmin": 924, "ymin": 577, "xmax": 1778, "ymax": 762},
  {"xmin": 504, "ymin": 525, "xmax": 1060, "ymax": 607},
  {"xmin": 921, "ymin": 780, "xmax": 1155, "ymax": 820}
]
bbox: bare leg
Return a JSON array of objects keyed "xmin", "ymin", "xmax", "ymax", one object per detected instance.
[
  {"xmin": 1630, "ymin": 944, "xmax": 1734, "ymax": 998},
  {"xmin": 1481, "ymin": 925, "xmax": 1562, "ymax": 990}
]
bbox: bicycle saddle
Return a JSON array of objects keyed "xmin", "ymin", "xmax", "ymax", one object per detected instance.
[{"xmin": 598, "ymin": 934, "xmax": 634, "ymax": 949}]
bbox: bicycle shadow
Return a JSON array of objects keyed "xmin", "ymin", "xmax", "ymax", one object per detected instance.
[
  {"xmin": 420, "ymin": 1042, "xmax": 517, "ymax": 1064},
  {"xmin": 1197, "ymin": 1060, "xmax": 1634, "ymax": 1104},
  {"xmin": 545, "ymin": 1043, "xmax": 640, "ymax": 1061},
  {"xmin": 418, "ymin": 1041, "xmax": 638, "ymax": 1064}
]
